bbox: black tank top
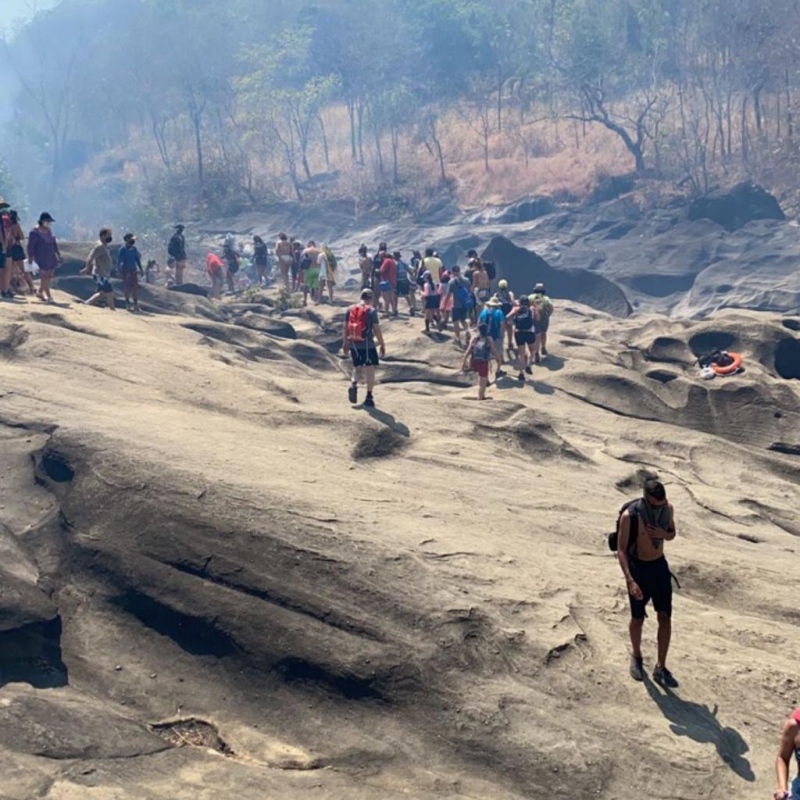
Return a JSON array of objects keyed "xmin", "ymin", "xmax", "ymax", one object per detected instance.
[{"xmin": 514, "ymin": 308, "xmax": 534, "ymax": 331}]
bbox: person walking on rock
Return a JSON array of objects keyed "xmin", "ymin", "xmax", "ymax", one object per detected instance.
[
  {"xmin": 421, "ymin": 270, "xmax": 440, "ymax": 334},
  {"xmin": 223, "ymin": 234, "xmax": 240, "ymax": 293},
  {"xmin": 379, "ymin": 250, "xmax": 398, "ymax": 317},
  {"xmin": 5, "ymin": 210, "xmax": 33, "ymax": 296},
  {"xmin": 343, "ymin": 288, "xmax": 385, "ymax": 409},
  {"xmin": 446, "ymin": 265, "xmax": 473, "ymax": 346},
  {"xmin": 461, "ymin": 322, "xmax": 500, "ymax": 401},
  {"xmin": 117, "ymin": 233, "xmax": 144, "ymax": 312},
  {"xmin": 206, "ymin": 253, "xmax": 225, "ymax": 299},
  {"xmin": 421, "ymin": 247, "xmax": 443, "ymax": 285},
  {"xmin": 358, "ymin": 245, "xmax": 372, "ymax": 290},
  {"xmin": 394, "ymin": 251, "xmax": 415, "ymax": 316},
  {"xmin": 81, "ymin": 228, "xmax": 116, "ymax": 310},
  {"xmin": 505, "ymin": 294, "xmax": 536, "ymax": 382},
  {"xmin": 479, "ymin": 296, "xmax": 506, "ymax": 377},
  {"xmin": 616, "ymin": 479, "xmax": 678, "ymax": 688},
  {"xmin": 253, "ymin": 236, "xmax": 269, "ymax": 286},
  {"xmin": 168, "ymin": 225, "xmax": 187, "ymax": 285},
  {"xmin": 470, "ymin": 256, "xmax": 491, "ymax": 312},
  {"xmin": 531, "ymin": 283, "xmax": 554, "ymax": 362},
  {"xmin": 274, "ymin": 232, "xmax": 293, "ymax": 289},
  {"xmin": 497, "ymin": 279, "xmax": 515, "ymax": 352},
  {"xmin": 302, "ymin": 240, "xmax": 321, "ymax": 306},
  {"xmin": 774, "ymin": 708, "xmax": 800, "ymax": 799},
  {"xmin": 27, "ymin": 212, "xmax": 61, "ymax": 304}
]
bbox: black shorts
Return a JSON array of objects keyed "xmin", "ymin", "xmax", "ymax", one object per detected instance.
[
  {"xmin": 628, "ymin": 557, "xmax": 672, "ymax": 620},
  {"xmin": 515, "ymin": 331, "xmax": 535, "ymax": 346},
  {"xmin": 452, "ymin": 307, "xmax": 468, "ymax": 322},
  {"xmin": 95, "ymin": 276, "xmax": 113, "ymax": 293},
  {"xmin": 0, "ymin": 253, "xmax": 5, "ymax": 269},
  {"xmin": 227, "ymin": 263, "xmax": 239, "ymax": 275},
  {"xmin": 10, "ymin": 244, "xmax": 25, "ymax": 262},
  {"xmin": 424, "ymin": 296, "xmax": 440, "ymax": 310},
  {"xmin": 396, "ymin": 280, "xmax": 410, "ymax": 297},
  {"xmin": 350, "ymin": 345, "xmax": 379, "ymax": 368}
]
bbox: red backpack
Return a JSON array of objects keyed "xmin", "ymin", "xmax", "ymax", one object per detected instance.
[{"xmin": 347, "ymin": 304, "xmax": 369, "ymax": 343}]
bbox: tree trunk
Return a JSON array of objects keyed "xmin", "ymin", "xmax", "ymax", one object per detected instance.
[
  {"xmin": 786, "ymin": 68, "xmax": 794, "ymax": 143},
  {"xmin": 191, "ymin": 111, "xmax": 204, "ymax": 188},
  {"xmin": 346, "ymin": 99, "xmax": 357, "ymax": 163},
  {"xmin": 318, "ymin": 112, "xmax": 330, "ymax": 171}
]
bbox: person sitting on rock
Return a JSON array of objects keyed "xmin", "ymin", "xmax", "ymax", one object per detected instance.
[{"xmin": 530, "ymin": 283, "xmax": 554, "ymax": 362}]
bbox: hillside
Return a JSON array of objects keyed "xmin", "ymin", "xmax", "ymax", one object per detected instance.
[{"xmin": 1, "ymin": 279, "xmax": 799, "ymax": 798}]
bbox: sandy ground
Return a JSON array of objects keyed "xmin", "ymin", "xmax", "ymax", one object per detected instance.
[{"xmin": 1, "ymin": 285, "xmax": 799, "ymax": 799}]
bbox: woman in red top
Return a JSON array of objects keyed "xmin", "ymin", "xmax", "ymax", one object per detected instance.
[{"xmin": 206, "ymin": 253, "xmax": 225, "ymax": 300}]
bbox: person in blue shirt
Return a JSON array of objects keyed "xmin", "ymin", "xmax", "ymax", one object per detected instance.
[
  {"xmin": 479, "ymin": 295, "xmax": 507, "ymax": 377},
  {"xmin": 117, "ymin": 233, "xmax": 144, "ymax": 312}
]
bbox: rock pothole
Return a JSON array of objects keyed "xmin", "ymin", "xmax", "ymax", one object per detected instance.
[
  {"xmin": 150, "ymin": 718, "xmax": 234, "ymax": 756},
  {"xmin": 775, "ymin": 337, "xmax": 800, "ymax": 379}
]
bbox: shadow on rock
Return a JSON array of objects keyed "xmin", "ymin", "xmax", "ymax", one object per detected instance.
[
  {"xmin": 361, "ymin": 407, "xmax": 410, "ymax": 438},
  {"xmin": 538, "ymin": 354, "xmax": 566, "ymax": 372},
  {"xmin": 644, "ymin": 675, "xmax": 754, "ymax": 782}
]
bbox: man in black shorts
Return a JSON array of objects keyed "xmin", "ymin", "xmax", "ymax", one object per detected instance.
[
  {"xmin": 616, "ymin": 479, "xmax": 678, "ymax": 688},
  {"xmin": 447, "ymin": 265, "xmax": 472, "ymax": 346},
  {"xmin": 343, "ymin": 288, "xmax": 386, "ymax": 408}
]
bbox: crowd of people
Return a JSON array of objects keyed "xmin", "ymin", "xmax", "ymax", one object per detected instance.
[
  {"xmin": 1, "ymin": 200, "xmax": 799, "ymax": 797},
  {"xmin": 344, "ymin": 244, "xmax": 554, "ymax": 403}
]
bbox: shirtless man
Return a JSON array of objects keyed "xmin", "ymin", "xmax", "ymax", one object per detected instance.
[
  {"xmin": 470, "ymin": 258, "xmax": 491, "ymax": 311},
  {"xmin": 617, "ymin": 479, "xmax": 678, "ymax": 688},
  {"xmin": 774, "ymin": 709, "xmax": 800, "ymax": 799},
  {"xmin": 275, "ymin": 232, "xmax": 293, "ymax": 289}
]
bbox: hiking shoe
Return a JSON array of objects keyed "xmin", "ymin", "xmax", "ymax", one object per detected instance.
[
  {"xmin": 348, "ymin": 383, "xmax": 358, "ymax": 404},
  {"xmin": 517, "ymin": 372, "xmax": 525, "ymax": 382},
  {"xmin": 630, "ymin": 656, "xmax": 644, "ymax": 682},
  {"xmin": 363, "ymin": 394, "xmax": 375, "ymax": 408},
  {"xmin": 409, "ymin": 309, "xmax": 416, "ymax": 317},
  {"xmin": 525, "ymin": 366, "xmax": 533, "ymax": 375},
  {"xmin": 534, "ymin": 353, "xmax": 541, "ymax": 364},
  {"xmin": 653, "ymin": 666, "xmax": 679, "ymax": 689},
  {"xmin": 542, "ymin": 347, "xmax": 549, "ymax": 356},
  {"xmin": 496, "ymin": 369, "xmax": 506, "ymax": 379}
]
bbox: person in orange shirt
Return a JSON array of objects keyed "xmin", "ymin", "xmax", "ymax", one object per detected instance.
[{"xmin": 207, "ymin": 253, "xmax": 225, "ymax": 299}]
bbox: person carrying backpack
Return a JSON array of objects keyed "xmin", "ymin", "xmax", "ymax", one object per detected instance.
[
  {"xmin": 530, "ymin": 283, "xmax": 554, "ymax": 362},
  {"xmin": 479, "ymin": 296, "xmax": 506, "ymax": 377},
  {"xmin": 615, "ymin": 479, "xmax": 678, "ymax": 687},
  {"xmin": 446, "ymin": 264, "xmax": 473, "ymax": 346},
  {"xmin": 496, "ymin": 279, "xmax": 516, "ymax": 351},
  {"xmin": 343, "ymin": 288, "xmax": 386, "ymax": 408},
  {"xmin": 461, "ymin": 322, "xmax": 500, "ymax": 400},
  {"xmin": 505, "ymin": 294, "xmax": 536, "ymax": 382},
  {"xmin": 168, "ymin": 225, "xmax": 187, "ymax": 285}
]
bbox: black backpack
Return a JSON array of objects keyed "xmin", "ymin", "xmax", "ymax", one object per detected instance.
[
  {"xmin": 484, "ymin": 261, "xmax": 497, "ymax": 280},
  {"xmin": 607, "ymin": 500, "xmax": 640, "ymax": 556}
]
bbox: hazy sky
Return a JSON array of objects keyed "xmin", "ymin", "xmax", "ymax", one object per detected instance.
[{"xmin": 2, "ymin": 0, "xmax": 60, "ymax": 35}]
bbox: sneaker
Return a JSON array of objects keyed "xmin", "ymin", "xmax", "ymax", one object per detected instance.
[
  {"xmin": 525, "ymin": 366, "xmax": 533, "ymax": 375},
  {"xmin": 534, "ymin": 353, "xmax": 541, "ymax": 364},
  {"xmin": 496, "ymin": 369, "xmax": 506, "ymax": 379},
  {"xmin": 517, "ymin": 372, "xmax": 525, "ymax": 382},
  {"xmin": 409, "ymin": 309, "xmax": 416, "ymax": 317},
  {"xmin": 542, "ymin": 347, "xmax": 549, "ymax": 356},
  {"xmin": 653, "ymin": 666, "xmax": 679, "ymax": 689},
  {"xmin": 363, "ymin": 394, "xmax": 375, "ymax": 408},
  {"xmin": 630, "ymin": 656, "xmax": 644, "ymax": 682},
  {"xmin": 348, "ymin": 383, "xmax": 358, "ymax": 404}
]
